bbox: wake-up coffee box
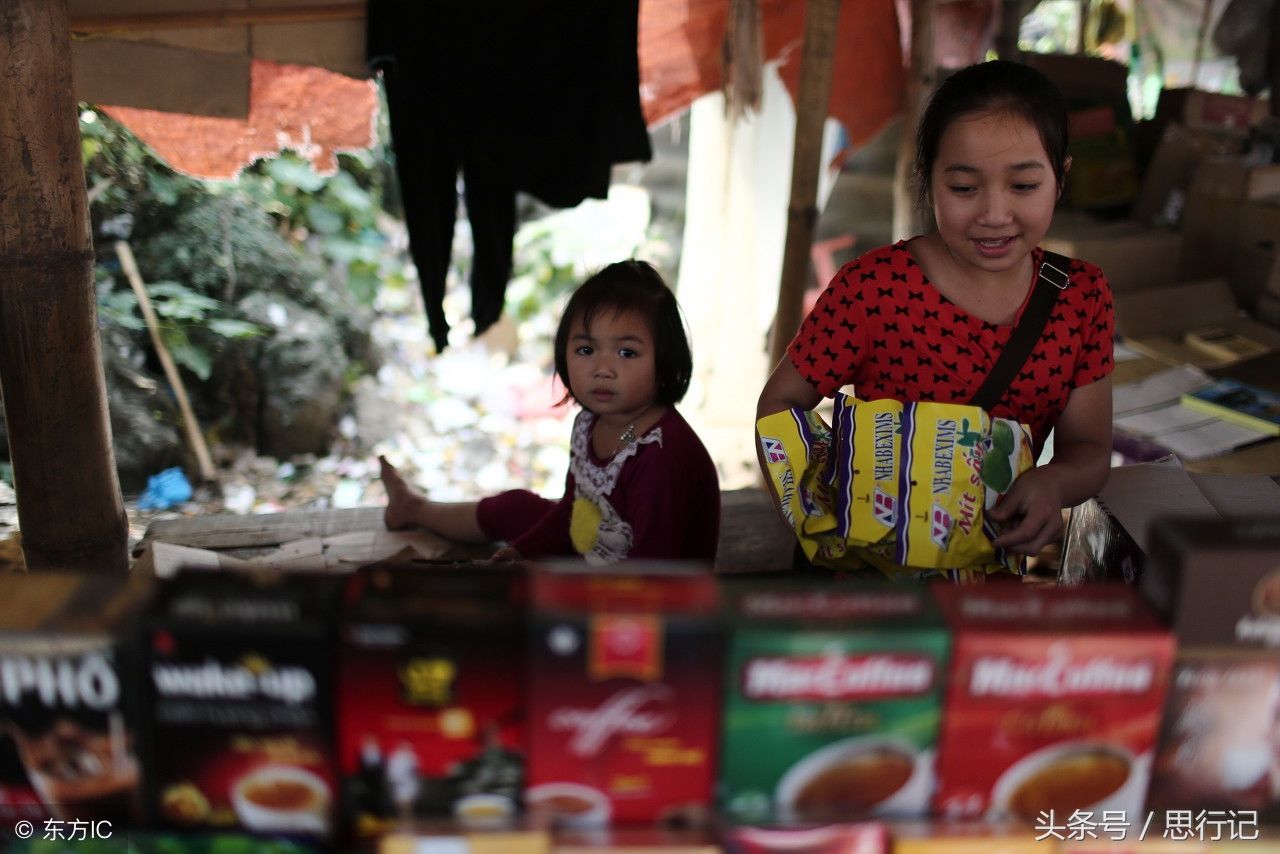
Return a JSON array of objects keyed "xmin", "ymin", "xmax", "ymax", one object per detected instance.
[
  {"xmin": 719, "ymin": 581, "xmax": 949, "ymax": 822},
  {"xmin": 0, "ymin": 572, "xmax": 149, "ymax": 825},
  {"xmin": 141, "ymin": 569, "xmax": 343, "ymax": 840},
  {"xmin": 526, "ymin": 562, "xmax": 721, "ymax": 826},
  {"xmin": 1145, "ymin": 517, "xmax": 1280, "ymax": 818},
  {"xmin": 933, "ymin": 585, "xmax": 1174, "ymax": 822},
  {"xmin": 337, "ymin": 562, "xmax": 527, "ymax": 837}
]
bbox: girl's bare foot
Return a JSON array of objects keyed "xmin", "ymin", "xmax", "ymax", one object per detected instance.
[{"xmin": 379, "ymin": 455, "xmax": 430, "ymax": 531}]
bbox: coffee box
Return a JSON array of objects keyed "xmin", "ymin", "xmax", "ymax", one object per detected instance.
[
  {"xmin": 719, "ymin": 581, "xmax": 949, "ymax": 823},
  {"xmin": 526, "ymin": 562, "xmax": 721, "ymax": 826},
  {"xmin": 0, "ymin": 572, "xmax": 149, "ymax": 826},
  {"xmin": 724, "ymin": 822, "xmax": 889, "ymax": 854},
  {"xmin": 337, "ymin": 562, "xmax": 527, "ymax": 837},
  {"xmin": 1144, "ymin": 517, "xmax": 1280, "ymax": 817},
  {"xmin": 933, "ymin": 585, "xmax": 1175, "ymax": 823},
  {"xmin": 141, "ymin": 569, "xmax": 343, "ymax": 839}
]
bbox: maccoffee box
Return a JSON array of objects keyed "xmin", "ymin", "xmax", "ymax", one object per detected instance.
[
  {"xmin": 337, "ymin": 562, "xmax": 527, "ymax": 837},
  {"xmin": 1144, "ymin": 517, "xmax": 1280, "ymax": 818},
  {"xmin": 141, "ymin": 568, "xmax": 343, "ymax": 840},
  {"xmin": 720, "ymin": 580, "xmax": 949, "ymax": 822},
  {"xmin": 0, "ymin": 572, "xmax": 149, "ymax": 826},
  {"xmin": 526, "ymin": 562, "xmax": 721, "ymax": 826},
  {"xmin": 933, "ymin": 585, "xmax": 1175, "ymax": 824}
]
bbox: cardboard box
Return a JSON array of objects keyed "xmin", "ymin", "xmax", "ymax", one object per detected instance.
[
  {"xmin": 1113, "ymin": 278, "xmax": 1280, "ymax": 367},
  {"xmin": 526, "ymin": 563, "xmax": 722, "ymax": 826},
  {"xmin": 141, "ymin": 569, "xmax": 344, "ymax": 840},
  {"xmin": 337, "ymin": 563, "xmax": 527, "ymax": 838},
  {"xmin": 932, "ymin": 586, "xmax": 1175, "ymax": 823},
  {"xmin": 1182, "ymin": 158, "xmax": 1280, "ymax": 279},
  {"xmin": 1155, "ymin": 87, "xmax": 1270, "ymax": 133},
  {"xmin": 1229, "ymin": 196, "xmax": 1280, "ymax": 309},
  {"xmin": 1143, "ymin": 518, "xmax": 1280, "ymax": 819},
  {"xmin": 1042, "ymin": 220, "xmax": 1183, "ymax": 293},
  {"xmin": 1060, "ymin": 460, "xmax": 1280, "ymax": 585},
  {"xmin": 1024, "ymin": 53, "xmax": 1130, "ymax": 109},
  {"xmin": 0, "ymin": 573, "xmax": 150, "ymax": 826},
  {"xmin": 719, "ymin": 582, "xmax": 949, "ymax": 823},
  {"xmin": 1132, "ymin": 124, "xmax": 1245, "ymax": 227}
]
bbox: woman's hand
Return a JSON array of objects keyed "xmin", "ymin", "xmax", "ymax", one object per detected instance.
[{"xmin": 987, "ymin": 467, "xmax": 1065, "ymax": 555}]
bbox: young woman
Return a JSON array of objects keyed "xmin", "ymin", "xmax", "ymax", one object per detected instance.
[{"xmin": 757, "ymin": 59, "xmax": 1114, "ymax": 565}]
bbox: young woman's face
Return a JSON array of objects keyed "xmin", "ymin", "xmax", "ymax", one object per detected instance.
[
  {"xmin": 566, "ymin": 308, "xmax": 658, "ymax": 423},
  {"xmin": 929, "ymin": 109, "xmax": 1060, "ymax": 277}
]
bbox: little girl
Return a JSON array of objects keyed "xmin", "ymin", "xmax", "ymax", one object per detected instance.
[
  {"xmin": 381, "ymin": 260, "xmax": 721, "ymax": 565},
  {"xmin": 758, "ymin": 59, "xmax": 1115, "ymax": 570}
]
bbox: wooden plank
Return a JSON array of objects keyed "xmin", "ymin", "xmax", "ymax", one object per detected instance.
[
  {"xmin": 140, "ymin": 489, "xmax": 799, "ymax": 571},
  {"xmin": 142, "ymin": 507, "xmax": 384, "ymax": 551},
  {"xmin": 68, "ymin": 3, "xmax": 364, "ymax": 33}
]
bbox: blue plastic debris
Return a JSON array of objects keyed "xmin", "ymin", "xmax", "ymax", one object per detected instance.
[{"xmin": 137, "ymin": 467, "xmax": 193, "ymax": 510}]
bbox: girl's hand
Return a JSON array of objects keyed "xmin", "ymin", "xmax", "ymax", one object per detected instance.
[
  {"xmin": 987, "ymin": 468, "xmax": 1065, "ymax": 556},
  {"xmin": 490, "ymin": 546, "xmax": 522, "ymax": 563}
]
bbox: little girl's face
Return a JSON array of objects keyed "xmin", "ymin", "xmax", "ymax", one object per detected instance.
[
  {"xmin": 929, "ymin": 109, "xmax": 1059, "ymax": 278},
  {"xmin": 565, "ymin": 308, "xmax": 658, "ymax": 424}
]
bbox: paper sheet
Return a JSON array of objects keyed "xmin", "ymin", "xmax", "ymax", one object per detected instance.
[{"xmin": 1112, "ymin": 364, "xmax": 1213, "ymax": 416}]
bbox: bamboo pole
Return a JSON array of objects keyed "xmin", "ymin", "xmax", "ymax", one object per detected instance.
[
  {"xmin": 115, "ymin": 242, "xmax": 217, "ymax": 484},
  {"xmin": 69, "ymin": 3, "xmax": 364, "ymax": 34},
  {"xmin": 892, "ymin": 0, "xmax": 936, "ymax": 243},
  {"xmin": 768, "ymin": 0, "xmax": 843, "ymax": 367},
  {"xmin": 0, "ymin": 0, "xmax": 128, "ymax": 574}
]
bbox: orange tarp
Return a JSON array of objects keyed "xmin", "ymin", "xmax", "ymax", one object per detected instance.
[
  {"xmin": 640, "ymin": 0, "xmax": 906, "ymax": 149},
  {"xmin": 104, "ymin": 0, "xmax": 935, "ymax": 181},
  {"xmin": 103, "ymin": 60, "xmax": 377, "ymax": 180}
]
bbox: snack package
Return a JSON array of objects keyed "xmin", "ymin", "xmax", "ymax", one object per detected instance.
[{"xmin": 757, "ymin": 396, "xmax": 1034, "ymax": 578}]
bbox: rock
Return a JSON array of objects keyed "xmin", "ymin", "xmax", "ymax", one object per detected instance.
[
  {"xmin": 101, "ymin": 329, "xmax": 185, "ymax": 493},
  {"xmin": 238, "ymin": 293, "xmax": 349, "ymax": 458}
]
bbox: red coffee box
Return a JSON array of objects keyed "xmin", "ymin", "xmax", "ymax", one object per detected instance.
[
  {"xmin": 0, "ymin": 572, "xmax": 149, "ymax": 827},
  {"xmin": 933, "ymin": 585, "xmax": 1175, "ymax": 824},
  {"xmin": 1144, "ymin": 517, "xmax": 1280, "ymax": 819},
  {"xmin": 141, "ymin": 568, "xmax": 344, "ymax": 840},
  {"xmin": 337, "ymin": 562, "xmax": 527, "ymax": 837},
  {"xmin": 525, "ymin": 562, "xmax": 722, "ymax": 826}
]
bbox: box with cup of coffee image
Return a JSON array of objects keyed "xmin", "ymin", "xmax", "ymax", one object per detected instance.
[
  {"xmin": 719, "ymin": 580, "xmax": 949, "ymax": 823},
  {"xmin": 1144, "ymin": 517, "xmax": 1280, "ymax": 818},
  {"xmin": 336, "ymin": 562, "xmax": 527, "ymax": 838},
  {"xmin": 140, "ymin": 568, "xmax": 343, "ymax": 840},
  {"xmin": 0, "ymin": 572, "xmax": 150, "ymax": 826},
  {"xmin": 525, "ymin": 562, "xmax": 722, "ymax": 827},
  {"xmin": 932, "ymin": 585, "xmax": 1175, "ymax": 823}
]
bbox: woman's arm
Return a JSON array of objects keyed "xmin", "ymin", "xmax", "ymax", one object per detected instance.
[
  {"xmin": 988, "ymin": 375, "xmax": 1113, "ymax": 555},
  {"xmin": 755, "ymin": 358, "xmax": 824, "ymax": 508}
]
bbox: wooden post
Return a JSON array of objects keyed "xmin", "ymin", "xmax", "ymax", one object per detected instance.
[
  {"xmin": 768, "ymin": 0, "xmax": 843, "ymax": 367},
  {"xmin": 995, "ymin": 0, "xmax": 1025, "ymax": 60},
  {"xmin": 892, "ymin": 0, "xmax": 936, "ymax": 244},
  {"xmin": 0, "ymin": 0, "xmax": 129, "ymax": 574}
]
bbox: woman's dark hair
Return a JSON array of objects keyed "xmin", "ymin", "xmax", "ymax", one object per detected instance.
[
  {"xmin": 553, "ymin": 260, "xmax": 693, "ymax": 406},
  {"xmin": 914, "ymin": 59, "xmax": 1069, "ymax": 206}
]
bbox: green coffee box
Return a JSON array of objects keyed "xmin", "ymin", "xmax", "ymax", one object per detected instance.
[{"xmin": 719, "ymin": 580, "xmax": 950, "ymax": 823}]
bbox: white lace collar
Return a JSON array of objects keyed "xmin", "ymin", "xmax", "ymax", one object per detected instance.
[{"xmin": 570, "ymin": 410, "xmax": 664, "ymax": 498}]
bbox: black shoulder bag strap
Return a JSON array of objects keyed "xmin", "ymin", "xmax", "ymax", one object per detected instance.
[{"xmin": 967, "ymin": 250, "xmax": 1071, "ymax": 412}]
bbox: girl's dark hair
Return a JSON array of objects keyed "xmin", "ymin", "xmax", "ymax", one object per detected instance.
[
  {"xmin": 553, "ymin": 260, "xmax": 692, "ymax": 407},
  {"xmin": 914, "ymin": 59, "xmax": 1069, "ymax": 206}
]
